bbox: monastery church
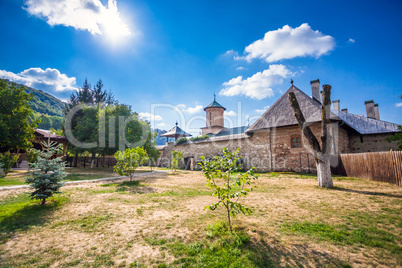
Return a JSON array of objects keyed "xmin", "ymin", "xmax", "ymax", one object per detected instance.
[{"xmin": 159, "ymin": 79, "xmax": 400, "ymax": 172}]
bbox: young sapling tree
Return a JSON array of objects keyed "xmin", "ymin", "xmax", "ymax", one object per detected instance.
[
  {"xmin": 114, "ymin": 147, "xmax": 148, "ymax": 182},
  {"xmin": 25, "ymin": 141, "xmax": 66, "ymax": 205},
  {"xmin": 199, "ymin": 148, "xmax": 258, "ymax": 233},
  {"xmin": 171, "ymin": 151, "xmax": 183, "ymax": 173}
]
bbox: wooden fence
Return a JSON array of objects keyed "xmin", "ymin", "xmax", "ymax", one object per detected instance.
[
  {"xmin": 65, "ymin": 156, "xmax": 117, "ymax": 168},
  {"xmin": 335, "ymin": 151, "xmax": 402, "ymax": 186}
]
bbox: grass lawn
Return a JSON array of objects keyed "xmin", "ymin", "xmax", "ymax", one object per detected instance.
[
  {"xmin": 0, "ymin": 166, "xmax": 154, "ymax": 187},
  {"xmin": 0, "ymin": 171, "xmax": 401, "ymax": 267}
]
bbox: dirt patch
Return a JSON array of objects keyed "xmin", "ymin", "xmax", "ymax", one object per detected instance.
[{"xmin": 1, "ymin": 171, "xmax": 401, "ymax": 267}]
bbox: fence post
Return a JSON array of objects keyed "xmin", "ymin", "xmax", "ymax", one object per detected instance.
[{"xmin": 299, "ymin": 153, "xmax": 302, "ymax": 178}]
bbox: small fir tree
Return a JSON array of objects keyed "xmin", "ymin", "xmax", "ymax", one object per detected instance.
[
  {"xmin": 171, "ymin": 151, "xmax": 183, "ymax": 173},
  {"xmin": 25, "ymin": 141, "xmax": 66, "ymax": 205},
  {"xmin": 114, "ymin": 147, "xmax": 148, "ymax": 182},
  {"xmin": 199, "ymin": 148, "xmax": 258, "ymax": 233}
]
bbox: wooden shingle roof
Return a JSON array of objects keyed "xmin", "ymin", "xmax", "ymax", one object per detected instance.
[
  {"xmin": 161, "ymin": 123, "xmax": 192, "ymax": 138},
  {"xmin": 246, "ymin": 85, "xmax": 340, "ymax": 133}
]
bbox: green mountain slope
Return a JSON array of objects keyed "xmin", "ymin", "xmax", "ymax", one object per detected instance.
[{"xmin": 1, "ymin": 78, "xmax": 65, "ymax": 117}]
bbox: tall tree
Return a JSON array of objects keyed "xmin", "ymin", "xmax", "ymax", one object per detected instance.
[
  {"xmin": 0, "ymin": 80, "xmax": 36, "ymax": 151},
  {"xmin": 63, "ymin": 79, "xmax": 152, "ymax": 167},
  {"xmin": 93, "ymin": 79, "xmax": 107, "ymax": 105},
  {"xmin": 288, "ymin": 84, "xmax": 334, "ymax": 188}
]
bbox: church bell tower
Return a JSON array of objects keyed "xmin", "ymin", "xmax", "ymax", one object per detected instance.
[{"xmin": 201, "ymin": 94, "xmax": 226, "ymax": 135}]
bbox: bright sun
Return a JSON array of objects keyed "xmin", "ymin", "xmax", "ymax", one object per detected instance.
[{"xmin": 100, "ymin": 0, "xmax": 132, "ymax": 44}]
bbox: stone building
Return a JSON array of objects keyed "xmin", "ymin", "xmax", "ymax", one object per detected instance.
[{"xmin": 159, "ymin": 80, "xmax": 400, "ymax": 172}]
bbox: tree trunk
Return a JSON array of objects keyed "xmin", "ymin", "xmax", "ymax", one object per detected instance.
[
  {"xmin": 227, "ymin": 206, "xmax": 233, "ymax": 233},
  {"xmin": 289, "ymin": 84, "xmax": 334, "ymax": 188},
  {"xmin": 316, "ymin": 158, "xmax": 333, "ymax": 188},
  {"xmin": 91, "ymin": 152, "xmax": 95, "ymax": 169},
  {"xmin": 74, "ymin": 152, "xmax": 78, "ymax": 167},
  {"xmin": 41, "ymin": 198, "xmax": 46, "ymax": 205}
]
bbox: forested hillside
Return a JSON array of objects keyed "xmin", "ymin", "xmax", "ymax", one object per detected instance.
[
  {"xmin": 1, "ymin": 79, "xmax": 64, "ymax": 129},
  {"xmin": 25, "ymin": 86, "xmax": 64, "ymax": 117}
]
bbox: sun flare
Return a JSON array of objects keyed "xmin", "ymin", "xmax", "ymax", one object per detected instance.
[{"xmin": 100, "ymin": 0, "xmax": 132, "ymax": 44}]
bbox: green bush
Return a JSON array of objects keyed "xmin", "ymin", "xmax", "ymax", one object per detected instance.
[
  {"xmin": 175, "ymin": 137, "xmax": 188, "ymax": 145},
  {"xmin": 0, "ymin": 152, "xmax": 20, "ymax": 175},
  {"xmin": 190, "ymin": 135, "xmax": 210, "ymax": 141}
]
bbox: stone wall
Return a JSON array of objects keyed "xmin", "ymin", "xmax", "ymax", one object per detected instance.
[
  {"xmin": 160, "ymin": 123, "xmax": 351, "ymax": 173},
  {"xmin": 349, "ymin": 133, "xmax": 398, "ymax": 153}
]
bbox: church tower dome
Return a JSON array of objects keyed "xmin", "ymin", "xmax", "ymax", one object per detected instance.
[{"xmin": 201, "ymin": 94, "xmax": 226, "ymax": 135}]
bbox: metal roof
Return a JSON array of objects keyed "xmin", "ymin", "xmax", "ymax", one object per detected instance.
[
  {"xmin": 332, "ymin": 110, "xmax": 400, "ymax": 134},
  {"xmin": 204, "ymin": 95, "xmax": 226, "ymax": 111},
  {"xmin": 35, "ymin": 129, "xmax": 67, "ymax": 141},
  {"xmin": 210, "ymin": 126, "xmax": 249, "ymax": 137}
]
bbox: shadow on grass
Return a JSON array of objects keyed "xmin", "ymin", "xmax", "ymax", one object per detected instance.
[
  {"xmin": 145, "ymin": 222, "xmax": 351, "ymax": 267},
  {"xmin": 252, "ymin": 234, "xmax": 352, "ymax": 268},
  {"xmin": 106, "ymin": 180, "xmax": 157, "ymax": 194},
  {"xmin": 332, "ymin": 186, "xmax": 402, "ymax": 199},
  {"xmin": 0, "ymin": 195, "xmax": 67, "ymax": 243}
]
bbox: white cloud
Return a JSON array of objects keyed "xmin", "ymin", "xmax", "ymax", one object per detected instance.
[
  {"xmin": 176, "ymin": 104, "xmax": 203, "ymax": 114},
  {"xmin": 24, "ymin": 0, "xmax": 132, "ymax": 39},
  {"xmin": 236, "ymin": 66, "xmax": 245, "ymax": 71},
  {"xmin": 0, "ymin": 67, "xmax": 78, "ymax": 92},
  {"xmin": 224, "ymin": 50, "xmax": 239, "ymax": 57},
  {"xmin": 219, "ymin": 64, "xmax": 294, "ymax": 100},
  {"xmin": 348, "ymin": 38, "xmax": 356, "ymax": 43},
  {"xmin": 186, "ymin": 105, "xmax": 203, "ymax": 114},
  {"xmin": 139, "ymin": 112, "xmax": 163, "ymax": 121},
  {"xmin": 157, "ymin": 122, "xmax": 166, "ymax": 127},
  {"xmin": 224, "ymin": 110, "xmax": 237, "ymax": 116},
  {"xmin": 395, "ymin": 103, "xmax": 402, "ymax": 107},
  {"xmin": 255, "ymin": 105, "xmax": 270, "ymax": 114},
  {"xmin": 238, "ymin": 23, "xmax": 335, "ymax": 63}
]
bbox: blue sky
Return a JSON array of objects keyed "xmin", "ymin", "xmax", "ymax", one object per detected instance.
[{"xmin": 0, "ymin": 0, "xmax": 401, "ymax": 135}]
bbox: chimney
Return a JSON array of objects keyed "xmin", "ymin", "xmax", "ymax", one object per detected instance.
[
  {"xmin": 365, "ymin": 100, "xmax": 375, "ymax": 119},
  {"xmin": 374, "ymin": 103, "xmax": 380, "ymax": 120},
  {"xmin": 341, "ymin": 108, "xmax": 348, "ymax": 113},
  {"xmin": 332, "ymin": 99, "xmax": 340, "ymax": 111},
  {"xmin": 310, "ymin": 79, "xmax": 320, "ymax": 102}
]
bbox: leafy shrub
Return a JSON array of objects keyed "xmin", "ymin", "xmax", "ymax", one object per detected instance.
[
  {"xmin": 0, "ymin": 152, "xmax": 20, "ymax": 175},
  {"xmin": 25, "ymin": 141, "xmax": 66, "ymax": 205},
  {"xmin": 114, "ymin": 147, "xmax": 148, "ymax": 182},
  {"xmin": 175, "ymin": 137, "xmax": 188, "ymax": 145},
  {"xmin": 190, "ymin": 135, "xmax": 210, "ymax": 141}
]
